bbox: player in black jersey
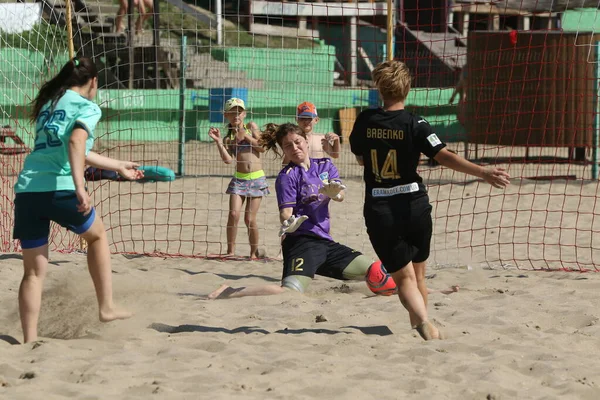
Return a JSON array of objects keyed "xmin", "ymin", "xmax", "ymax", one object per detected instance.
[{"xmin": 350, "ymin": 60, "xmax": 510, "ymax": 340}]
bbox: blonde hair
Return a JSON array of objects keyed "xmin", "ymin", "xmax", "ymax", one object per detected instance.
[{"xmin": 372, "ymin": 60, "xmax": 412, "ymax": 102}]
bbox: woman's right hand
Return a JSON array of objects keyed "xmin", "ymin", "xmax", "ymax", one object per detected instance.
[
  {"xmin": 76, "ymin": 187, "xmax": 92, "ymax": 215},
  {"xmin": 482, "ymin": 167, "xmax": 510, "ymax": 189},
  {"xmin": 208, "ymin": 127, "xmax": 222, "ymax": 143}
]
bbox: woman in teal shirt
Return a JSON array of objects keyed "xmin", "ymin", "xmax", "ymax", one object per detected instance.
[{"xmin": 13, "ymin": 57, "xmax": 142, "ymax": 343}]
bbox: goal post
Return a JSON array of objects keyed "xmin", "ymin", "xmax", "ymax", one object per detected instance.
[{"xmin": 1, "ymin": 1, "xmax": 600, "ymax": 270}]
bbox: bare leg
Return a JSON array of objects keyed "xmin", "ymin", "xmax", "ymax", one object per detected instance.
[
  {"xmin": 208, "ymin": 284, "xmax": 286, "ymax": 299},
  {"xmin": 140, "ymin": 0, "xmax": 153, "ymax": 30},
  {"xmin": 115, "ymin": 0, "xmax": 128, "ymax": 32},
  {"xmin": 80, "ymin": 216, "xmax": 131, "ymax": 323},
  {"xmin": 410, "ymin": 260, "xmax": 428, "ymax": 327},
  {"xmin": 226, "ymin": 194, "xmax": 243, "ymax": 256},
  {"xmin": 19, "ymin": 244, "xmax": 49, "ymax": 344},
  {"xmin": 245, "ymin": 197, "xmax": 262, "ymax": 259},
  {"xmin": 135, "ymin": 0, "xmax": 146, "ymax": 33},
  {"xmin": 391, "ymin": 262, "xmax": 440, "ymax": 340}
]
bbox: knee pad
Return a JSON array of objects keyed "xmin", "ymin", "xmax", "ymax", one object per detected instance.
[
  {"xmin": 281, "ymin": 275, "xmax": 312, "ymax": 293},
  {"xmin": 341, "ymin": 254, "xmax": 372, "ymax": 280},
  {"xmin": 365, "ymin": 260, "xmax": 398, "ymax": 296}
]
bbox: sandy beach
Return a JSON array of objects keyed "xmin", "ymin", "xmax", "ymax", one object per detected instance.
[
  {"xmin": 1, "ymin": 251, "xmax": 600, "ymax": 399},
  {"xmin": 1, "ymin": 145, "xmax": 600, "ymax": 399}
]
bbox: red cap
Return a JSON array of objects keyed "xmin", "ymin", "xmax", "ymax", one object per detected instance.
[{"xmin": 297, "ymin": 101, "xmax": 318, "ymax": 118}]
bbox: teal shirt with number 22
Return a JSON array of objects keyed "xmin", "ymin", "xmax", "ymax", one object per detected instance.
[{"xmin": 14, "ymin": 90, "xmax": 100, "ymax": 193}]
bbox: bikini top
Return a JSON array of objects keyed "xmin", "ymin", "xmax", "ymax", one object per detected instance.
[{"xmin": 227, "ymin": 125, "xmax": 253, "ymax": 155}]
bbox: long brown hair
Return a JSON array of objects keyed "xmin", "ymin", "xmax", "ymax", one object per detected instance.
[
  {"xmin": 31, "ymin": 57, "xmax": 98, "ymax": 122},
  {"xmin": 259, "ymin": 123, "xmax": 306, "ymax": 157}
]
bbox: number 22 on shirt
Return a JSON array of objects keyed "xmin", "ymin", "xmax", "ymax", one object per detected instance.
[
  {"xmin": 371, "ymin": 149, "xmax": 401, "ymax": 182},
  {"xmin": 34, "ymin": 109, "xmax": 66, "ymax": 151}
]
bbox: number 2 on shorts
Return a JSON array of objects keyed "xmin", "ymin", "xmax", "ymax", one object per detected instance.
[
  {"xmin": 291, "ymin": 258, "xmax": 304, "ymax": 272},
  {"xmin": 370, "ymin": 149, "xmax": 401, "ymax": 182}
]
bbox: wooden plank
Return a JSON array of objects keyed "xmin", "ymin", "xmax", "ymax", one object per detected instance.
[
  {"xmin": 457, "ymin": 3, "xmax": 558, "ymax": 17},
  {"xmin": 249, "ymin": 23, "xmax": 320, "ymax": 39},
  {"xmin": 339, "ymin": 107, "xmax": 358, "ymax": 141},
  {"xmin": 250, "ymin": 0, "xmax": 388, "ymax": 17}
]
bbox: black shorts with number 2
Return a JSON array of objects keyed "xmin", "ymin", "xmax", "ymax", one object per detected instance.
[
  {"xmin": 364, "ymin": 192, "xmax": 433, "ymax": 274},
  {"xmin": 281, "ymin": 234, "xmax": 361, "ymax": 281}
]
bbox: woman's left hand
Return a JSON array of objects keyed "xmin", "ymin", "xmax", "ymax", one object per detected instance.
[
  {"xmin": 117, "ymin": 161, "xmax": 144, "ymax": 180},
  {"xmin": 319, "ymin": 180, "xmax": 346, "ymax": 199}
]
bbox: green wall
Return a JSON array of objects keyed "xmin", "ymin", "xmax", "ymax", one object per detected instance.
[
  {"xmin": 561, "ymin": 8, "xmax": 600, "ymax": 31},
  {"xmin": 1, "ymin": 87, "xmax": 465, "ymax": 147},
  {"xmin": 1, "ymin": 42, "xmax": 465, "ymax": 147},
  {"xmin": 211, "ymin": 45, "xmax": 336, "ymax": 89}
]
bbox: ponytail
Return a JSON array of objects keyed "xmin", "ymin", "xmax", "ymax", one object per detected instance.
[
  {"xmin": 259, "ymin": 123, "xmax": 282, "ymax": 157},
  {"xmin": 31, "ymin": 57, "xmax": 98, "ymax": 122},
  {"xmin": 259, "ymin": 122, "xmax": 307, "ymax": 158}
]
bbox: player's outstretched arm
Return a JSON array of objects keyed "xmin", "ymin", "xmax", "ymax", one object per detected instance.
[
  {"xmin": 434, "ymin": 148, "xmax": 510, "ymax": 189},
  {"xmin": 86, "ymin": 151, "xmax": 144, "ymax": 180}
]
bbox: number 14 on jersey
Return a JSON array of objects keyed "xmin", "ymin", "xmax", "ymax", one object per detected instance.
[{"xmin": 371, "ymin": 149, "xmax": 401, "ymax": 182}]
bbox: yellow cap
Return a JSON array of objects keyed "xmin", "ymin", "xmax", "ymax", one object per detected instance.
[{"xmin": 224, "ymin": 98, "xmax": 246, "ymax": 111}]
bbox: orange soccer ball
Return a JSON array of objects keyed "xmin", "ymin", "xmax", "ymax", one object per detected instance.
[{"xmin": 366, "ymin": 260, "xmax": 398, "ymax": 296}]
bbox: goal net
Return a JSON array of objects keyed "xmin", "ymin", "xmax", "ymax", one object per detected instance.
[{"xmin": 1, "ymin": 0, "xmax": 599, "ymax": 270}]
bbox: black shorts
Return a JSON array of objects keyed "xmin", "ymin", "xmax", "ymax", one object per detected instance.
[
  {"xmin": 281, "ymin": 234, "xmax": 361, "ymax": 280},
  {"xmin": 13, "ymin": 191, "xmax": 96, "ymax": 249},
  {"xmin": 363, "ymin": 193, "xmax": 432, "ymax": 273}
]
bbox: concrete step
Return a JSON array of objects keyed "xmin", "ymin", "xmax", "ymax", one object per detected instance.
[
  {"xmin": 88, "ymin": 22, "xmax": 114, "ymax": 34},
  {"xmin": 191, "ymin": 78, "xmax": 264, "ymax": 90}
]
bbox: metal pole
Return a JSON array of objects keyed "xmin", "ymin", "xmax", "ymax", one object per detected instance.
[
  {"xmin": 387, "ymin": 0, "xmax": 394, "ymax": 60},
  {"xmin": 65, "ymin": 0, "xmax": 74, "ymax": 58},
  {"xmin": 350, "ymin": 16, "xmax": 357, "ymax": 87},
  {"xmin": 216, "ymin": 0, "xmax": 223, "ymax": 45},
  {"xmin": 593, "ymin": 42, "xmax": 599, "ymax": 179},
  {"xmin": 128, "ymin": 0, "xmax": 135, "ymax": 89},
  {"xmin": 178, "ymin": 36, "xmax": 187, "ymax": 177},
  {"xmin": 153, "ymin": 0, "xmax": 161, "ymax": 88}
]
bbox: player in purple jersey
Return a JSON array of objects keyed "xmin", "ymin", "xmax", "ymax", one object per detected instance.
[{"xmin": 208, "ymin": 123, "xmax": 398, "ymax": 299}]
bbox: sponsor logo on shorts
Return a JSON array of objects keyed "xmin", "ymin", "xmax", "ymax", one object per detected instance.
[
  {"xmin": 372, "ymin": 182, "xmax": 419, "ymax": 197},
  {"xmin": 426, "ymin": 133, "xmax": 442, "ymax": 147}
]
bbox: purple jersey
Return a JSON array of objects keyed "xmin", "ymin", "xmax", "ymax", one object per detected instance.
[{"xmin": 275, "ymin": 158, "xmax": 341, "ymax": 241}]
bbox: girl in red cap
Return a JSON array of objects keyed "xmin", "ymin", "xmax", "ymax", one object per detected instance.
[{"xmin": 281, "ymin": 101, "xmax": 340, "ymax": 165}]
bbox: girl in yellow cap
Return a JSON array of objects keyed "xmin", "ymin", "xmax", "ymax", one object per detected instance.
[{"xmin": 208, "ymin": 98, "xmax": 269, "ymax": 259}]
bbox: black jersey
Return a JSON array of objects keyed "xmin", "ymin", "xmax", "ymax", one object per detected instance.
[{"xmin": 349, "ymin": 108, "xmax": 446, "ymax": 195}]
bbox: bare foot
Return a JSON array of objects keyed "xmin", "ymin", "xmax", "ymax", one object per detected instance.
[
  {"xmin": 415, "ymin": 321, "xmax": 442, "ymax": 341},
  {"xmin": 207, "ymin": 284, "xmax": 240, "ymax": 299},
  {"xmin": 250, "ymin": 248, "xmax": 267, "ymax": 260},
  {"xmin": 99, "ymin": 307, "xmax": 133, "ymax": 323},
  {"xmin": 207, "ymin": 253, "xmax": 237, "ymax": 260},
  {"xmin": 428, "ymin": 285, "xmax": 460, "ymax": 295},
  {"xmin": 440, "ymin": 285, "xmax": 460, "ymax": 295}
]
